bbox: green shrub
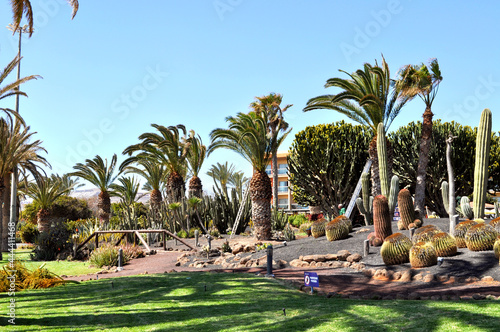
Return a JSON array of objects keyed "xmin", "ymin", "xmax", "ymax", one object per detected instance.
[
  {"xmin": 177, "ymin": 230, "xmax": 188, "ymax": 238},
  {"xmin": 22, "ymin": 196, "xmax": 92, "ymax": 224},
  {"xmin": 288, "ymin": 214, "xmax": 308, "ymax": 227},
  {"xmin": 31, "ymin": 221, "xmax": 71, "ymax": 261},
  {"xmin": 18, "ymin": 222, "xmax": 39, "ymax": 244},
  {"xmin": 89, "ymin": 244, "xmax": 144, "ymax": 268},
  {"xmin": 189, "ymin": 227, "xmax": 201, "ymax": 238}
]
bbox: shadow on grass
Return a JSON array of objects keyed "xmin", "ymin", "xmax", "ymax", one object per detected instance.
[{"xmin": 10, "ymin": 272, "xmax": 500, "ymax": 331}]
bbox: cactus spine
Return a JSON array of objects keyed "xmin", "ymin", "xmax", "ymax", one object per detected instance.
[
  {"xmin": 460, "ymin": 196, "xmax": 474, "ymax": 220},
  {"xmin": 377, "ymin": 123, "xmax": 389, "ymax": 197},
  {"xmin": 373, "ymin": 195, "xmax": 392, "ymax": 242},
  {"xmin": 397, "ymin": 188, "xmax": 414, "ymax": 230},
  {"xmin": 441, "ymin": 181, "xmax": 450, "ymax": 215},
  {"xmin": 473, "ymin": 109, "xmax": 492, "ymax": 219},
  {"xmin": 356, "ymin": 172, "xmax": 373, "ymax": 225}
]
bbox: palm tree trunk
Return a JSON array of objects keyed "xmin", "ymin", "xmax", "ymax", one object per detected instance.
[
  {"xmin": 37, "ymin": 208, "xmax": 51, "ymax": 232},
  {"xmin": 0, "ymin": 182, "xmax": 4, "ymax": 256},
  {"xmin": 2, "ymin": 175, "xmax": 11, "ymax": 251},
  {"xmin": 250, "ymin": 170, "xmax": 272, "ymax": 240},
  {"xmin": 98, "ymin": 191, "xmax": 111, "ymax": 225},
  {"xmin": 414, "ymin": 107, "xmax": 433, "ymax": 219},
  {"xmin": 167, "ymin": 171, "xmax": 185, "ymax": 202},
  {"xmin": 272, "ymin": 153, "xmax": 278, "ymax": 209},
  {"xmin": 188, "ymin": 176, "xmax": 203, "ymax": 198}
]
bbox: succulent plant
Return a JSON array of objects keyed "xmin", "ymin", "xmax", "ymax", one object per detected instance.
[
  {"xmin": 460, "ymin": 196, "xmax": 474, "ymax": 220},
  {"xmin": 431, "ymin": 232, "xmax": 457, "ymax": 257},
  {"xmin": 473, "ymin": 109, "xmax": 492, "ymax": 219},
  {"xmin": 441, "ymin": 181, "xmax": 450, "ymax": 215},
  {"xmin": 454, "ymin": 220, "xmax": 477, "ymax": 248},
  {"xmin": 299, "ymin": 222, "xmax": 313, "ymax": 234},
  {"xmin": 373, "ymin": 195, "xmax": 392, "ymax": 242},
  {"xmin": 494, "ymin": 235, "xmax": 500, "ymax": 259},
  {"xmin": 380, "ymin": 233, "xmax": 412, "ymax": 265},
  {"xmin": 356, "ymin": 172, "xmax": 373, "ymax": 226},
  {"xmin": 412, "ymin": 225, "xmax": 442, "ymax": 244},
  {"xmin": 311, "ymin": 219, "xmax": 327, "ymax": 238},
  {"xmin": 489, "ymin": 217, "xmax": 500, "ymax": 233},
  {"xmin": 410, "ymin": 241, "xmax": 438, "ymax": 268},
  {"xmin": 336, "ymin": 215, "xmax": 352, "ymax": 232},
  {"xmin": 325, "ymin": 217, "xmax": 350, "ymax": 241},
  {"xmin": 465, "ymin": 223, "xmax": 498, "ymax": 251},
  {"xmin": 397, "ymin": 188, "xmax": 414, "ymax": 230}
]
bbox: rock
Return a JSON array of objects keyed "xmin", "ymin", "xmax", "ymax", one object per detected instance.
[
  {"xmin": 465, "ymin": 277, "xmax": 479, "ymax": 283},
  {"xmin": 363, "ymin": 269, "xmax": 376, "ymax": 277},
  {"xmin": 239, "ymin": 256, "xmax": 251, "ymax": 265},
  {"xmin": 175, "ymin": 261, "xmax": 181, "ymax": 266},
  {"xmin": 423, "ymin": 274, "xmax": 435, "ymax": 283},
  {"xmin": 325, "ymin": 254, "xmax": 338, "ymax": 261},
  {"xmin": 350, "ymin": 263, "xmax": 365, "ymax": 271},
  {"xmin": 330, "ymin": 261, "xmax": 343, "ymax": 268},
  {"xmin": 413, "ymin": 273, "xmax": 424, "ymax": 281},
  {"xmin": 408, "ymin": 293, "xmax": 420, "ymax": 300},
  {"xmin": 447, "ymin": 276, "xmax": 457, "ymax": 284},
  {"xmin": 400, "ymin": 270, "xmax": 412, "ymax": 282},
  {"xmin": 342, "ymin": 262, "xmax": 351, "ymax": 268},
  {"xmin": 346, "ymin": 254, "xmax": 362, "ymax": 263},
  {"xmin": 337, "ymin": 250, "xmax": 351, "ymax": 261},
  {"xmin": 290, "ymin": 259, "xmax": 303, "ymax": 268},
  {"xmin": 303, "ymin": 254, "xmax": 326, "ymax": 262},
  {"xmin": 244, "ymin": 245, "xmax": 256, "ymax": 252},
  {"xmin": 472, "ymin": 294, "xmax": 486, "ymax": 300},
  {"xmin": 232, "ymin": 244, "xmax": 245, "ymax": 255},
  {"xmin": 300, "ymin": 261, "xmax": 310, "ymax": 267},
  {"xmin": 430, "ymin": 295, "xmax": 441, "ymax": 301},
  {"xmin": 309, "ymin": 261, "xmax": 317, "ymax": 267},
  {"xmin": 481, "ymin": 276, "xmax": 495, "ymax": 282},
  {"xmin": 436, "ymin": 275, "xmax": 449, "ymax": 283},
  {"xmin": 392, "ymin": 271, "xmax": 402, "ymax": 281}
]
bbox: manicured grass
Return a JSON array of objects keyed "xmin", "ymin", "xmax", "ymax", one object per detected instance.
[
  {"xmin": 1, "ymin": 250, "xmax": 100, "ymax": 276},
  {"xmin": 2, "ymin": 272, "xmax": 500, "ymax": 331}
]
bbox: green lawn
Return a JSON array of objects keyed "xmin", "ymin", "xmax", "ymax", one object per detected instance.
[
  {"xmin": 2, "ymin": 271, "xmax": 500, "ymax": 331},
  {"xmin": 1, "ymin": 250, "xmax": 100, "ymax": 276}
]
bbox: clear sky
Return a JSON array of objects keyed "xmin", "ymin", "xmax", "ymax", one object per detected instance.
[{"xmin": 0, "ymin": 1, "xmax": 499, "ymax": 193}]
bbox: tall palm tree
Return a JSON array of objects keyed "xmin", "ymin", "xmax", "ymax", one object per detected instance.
[
  {"xmin": 9, "ymin": 0, "xmax": 78, "ymax": 37},
  {"xmin": 186, "ymin": 130, "xmax": 206, "ymax": 198},
  {"xmin": 250, "ymin": 93, "xmax": 292, "ymax": 208},
  {"xmin": 111, "ymin": 176, "xmax": 142, "ymax": 229},
  {"xmin": 70, "ymin": 154, "xmax": 121, "ymax": 225},
  {"xmin": 396, "ymin": 59, "xmax": 442, "ymax": 218},
  {"xmin": 0, "ymin": 116, "xmax": 47, "ymax": 251},
  {"xmin": 207, "ymin": 162, "xmax": 235, "ymax": 198},
  {"xmin": 209, "ymin": 111, "xmax": 290, "ymax": 240},
  {"xmin": 120, "ymin": 156, "xmax": 168, "ymax": 209},
  {"xmin": 21, "ymin": 176, "xmax": 73, "ymax": 232},
  {"xmin": 229, "ymin": 170, "xmax": 250, "ymax": 201},
  {"xmin": 49, "ymin": 173, "xmax": 83, "ymax": 194},
  {"xmin": 304, "ymin": 56, "xmax": 411, "ymax": 195},
  {"xmin": 124, "ymin": 124, "xmax": 190, "ymax": 203}
]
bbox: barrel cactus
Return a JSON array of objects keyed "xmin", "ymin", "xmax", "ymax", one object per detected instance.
[
  {"xmin": 494, "ymin": 236, "xmax": 500, "ymax": 259},
  {"xmin": 431, "ymin": 232, "xmax": 458, "ymax": 257},
  {"xmin": 373, "ymin": 195, "xmax": 393, "ymax": 243},
  {"xmin": 325, "ymin": 217, "xmax": 350, "ymax": 242},
  {"xmin": 410, "ymin": 241, "xmax": 438, "ymax": 268},
  {"xmin": 412, "ymin": 225, "xmax": 441, "ymax": 244},
  {"xmin": 397, "ymin": 188, "xmax": 414, "ymax": 230},
  {"xmin": 380, "ymin": 233, "xmax": 412, "ymax": 265},
  {"xmin": 489, "ymin": 217, "xmax": 500, "ymax": 233},
  {"xmin": 311, "ymin": 219, "xmax": 327, "ymax": 238},
  {"xmin": 454, "ymin": 220, "xmax": 477, "ymax": 248},
  {"xmin": 336, "ymin": 215, "xmax": 352, "ymax": 232},
  {"xmin": 465, "ymin": 223, "xmax": 498, "ymax": 251}
]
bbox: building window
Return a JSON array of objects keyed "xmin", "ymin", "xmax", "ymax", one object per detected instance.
[
  {"xmin": 278, "ymin": 198, "xmax": 288, "ymax": 209},
  {"xmin": 265, "ymin": 164, "xmax": 272, "ymax": 175},
  {"xmin": 278, "ymin": 181, "xmax": 288, "ymax": 192},
  {"xmin": 278, "ymin": 164, "xmax": 287, "ymax": 175}
]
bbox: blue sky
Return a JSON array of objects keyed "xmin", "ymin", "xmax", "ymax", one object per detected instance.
[{"xmin": 1, "ymin": 1, "xmax": 499, "ymax": 193}]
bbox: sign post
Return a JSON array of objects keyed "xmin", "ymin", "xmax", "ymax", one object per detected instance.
[{"xmin": 304, "ymin": 271, "xmax": 319, "ymax": 294}]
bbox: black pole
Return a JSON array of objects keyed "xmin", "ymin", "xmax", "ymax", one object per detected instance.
[{"xmin": 266, "ymin": 244, "xmax": 273, "ymax": 277}]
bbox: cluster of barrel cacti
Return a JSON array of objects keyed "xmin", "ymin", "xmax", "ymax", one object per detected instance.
[
  {"xmin": 464, "ymin": 223, "xmax": 497, "ymax": 251},
  {"xmin": 454, "ymin": 220, "xmax": 477, "ymax": 248},
  {"xmin": 380, "ymin": 233, "xmax": 412, "ymax": 265},
  {"xmin": 325, "ymin": 217, "xmax": 350, "ymax": 241},
  {"xmin": 412, "ymin": 225, "xmax": 442, "ymax": 244},
  {"xmin": 310, "ymin": 219, "xmax": 327, "ymax": 238}
]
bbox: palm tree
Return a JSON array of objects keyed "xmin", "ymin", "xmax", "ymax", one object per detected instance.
[
  {"xmin": 70, "ymin": 154, "xmax": 121, "ymax": 225},
  {"xmin": 304, "ymin": 56, "xmax": 411, "ymax": 195},
  {"xmin": 250, "ymin": 93, "xmax": 292, "ymax": 208},
  {"xmin": 21, "ymin": 176, "xmax": 73, "ymax": 232},
  {"xmin": 229, "ymin": 170, "xmax": 249, "ymax": 201},
  {"xmin": 124, "ymin": 124, "xmax": 190, "ymax": 203},
  {"xmin": 209, "ymin": 111, "xmax": 290, "ymax": 240},
  {"xmin": 207, "ymin": 162, "xmax": 235, "ymax": 198},
  {"xmin": 0, "ymin": 116, "xmax": 48, "ymax": 251},
  {"xmin": 9, "ymin": 0, "xmax": 78, "ymax": 37},
  {"xmin": 111, "ymin": 176, "xmax": 142, "ymax": 229},
  {"xmin": 396, "ymin": 59, "xmax": 443, "ymax": 218},
  {"xmin": 186, "ymin": 130, "xmax": 206, "ymax": 198},
  {"xmin": 49, "ymin": 173, "xmax": 83, "ymax": 194}
]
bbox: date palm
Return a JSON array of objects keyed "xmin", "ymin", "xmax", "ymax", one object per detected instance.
[
  {"xmin": 250, "ymin": 93, "xmax": 292, "ymax": 209},
  {"xmin": 71, "ymin": 154, "xmax": 121, "ymax": 225},
  {"xmin": 229, "ymin": 170, "xmax": 250, "ymax": 201},
  {"xmin": 304, "ymin": 56, "xmax": 411, "ymax": 195},
  {"xmin": 207, "ymin": 161, "xmax": 235, "ymax": 198},
  {"xmin": 21, "ymin": 176, "xmax": 73, "ymax": 232},
  {"xmin": 124, "ymin": 124, "xmax": 190, "ymax": 203},
  {"xmin": 0, "ymin": 116, "xmax": 47, "ymax": 250},
  {"xmin": 186, "ymin": 130, "xmax": 206, "ymax": 198},
  {"xmin": 209, "ymin": 111, "xmax": 290, "ymax": 240},
  {"xmin": 396, "ymin": 59, "xmax": 442, "ymax": 218},
  {"xmin": 9, "ymin": 0, "xmax": 78, "ymax": 37}
]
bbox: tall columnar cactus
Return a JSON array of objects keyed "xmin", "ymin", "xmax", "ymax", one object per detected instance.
[
  {"xmin": 377, "ymin": 123, "xmax": 389, "ymax": 197},
  {"xmin": 460, "ymin": 196, "xmax": 474, "ymax": 220},
  {"xmin": 495, "ymin": 202, "xmax": 500, "ymax": 218},
  {"xmin": 473, "ymin": 109, "xmax": 492, "ymax": 219},
  {"xmin": 388, "ymin": 175, "xmax": 399, "ymax": 217},
  {"xmin": 441, "ymin": 181, "xmax": 450, "ymax": 215},
  {"xmin": 373, "ymin": 195, "xmax": 392, "ymax": 242},
  {"xmin": 397, "ymin": 188, "xmax": 415, "ymax": 230},
  {"xmin": 356, "ymin": 172, "xmax": 373, "ymax": 225}
]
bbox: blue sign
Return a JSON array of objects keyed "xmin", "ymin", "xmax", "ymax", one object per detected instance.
[{"xmin": 304, "ymin": 272, "xmax": 319, "ymax": 287}]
